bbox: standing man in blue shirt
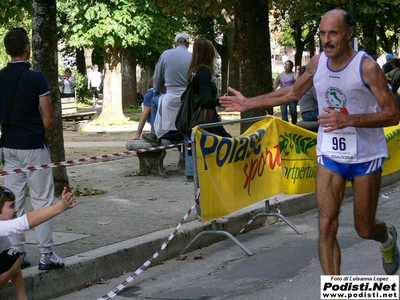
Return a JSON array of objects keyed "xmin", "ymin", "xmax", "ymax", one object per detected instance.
[{"xmin": 0, "ymin": 28, "xmax": 64, "ymax": 271}]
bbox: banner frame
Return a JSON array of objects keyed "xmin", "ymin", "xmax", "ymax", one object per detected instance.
[{"xmin": 180, "ymin": 116, "xmax": 301, "ymax": 256}]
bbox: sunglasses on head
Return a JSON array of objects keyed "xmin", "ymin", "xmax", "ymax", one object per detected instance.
[{"xmin": 0, "ymin": 189, "xmax": 11, "ymax": 200}]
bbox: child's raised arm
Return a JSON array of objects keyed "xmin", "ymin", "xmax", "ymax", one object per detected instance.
[{"xmin": 26, "ymin": 187, "xmax": 77, "ymax": 229}]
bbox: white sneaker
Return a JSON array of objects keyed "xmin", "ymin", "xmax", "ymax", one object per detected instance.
[
  {"xmin": 20, "ymin": 251, "xmax": 31, "ymax": 269},
  {"xmin": 38, "ymin": 251, "xmax": 64, "ymax": 270}
]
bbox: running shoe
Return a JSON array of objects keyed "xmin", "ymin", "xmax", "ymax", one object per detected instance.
[
  {"xmin": 20, "ymin": 251, "xmax": 31, "ymax": 269},
  {"xmin": 381, "ymin": 225, "xmax": 399, "ymax": 275},
  {"xmin": 142, "ymin": 133, "xmax": 161, "ymax": 145},
  {"xmin": 38, "ymin": 251, "xmax": 65, "ymax": 270}
]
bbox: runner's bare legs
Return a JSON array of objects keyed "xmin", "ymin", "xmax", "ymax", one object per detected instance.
[
  {"xmin": 352, "ymin": 171, "xmax": 388, "ymax": 243},
  {"xmin": 317, "ymin": 165, "xmax": 389, "ymax": 275},
  {"xmin": 317, "ymin": 165, "xmax": 346, "ymax": 275}
]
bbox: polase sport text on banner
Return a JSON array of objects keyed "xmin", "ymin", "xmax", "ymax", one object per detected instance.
[{"xmin": 193, "ymin": 116, "xmax": 400, "ymax": 222}]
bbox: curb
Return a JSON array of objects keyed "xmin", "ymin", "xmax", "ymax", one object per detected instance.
[{"xmin": 3, "ymin": 170, "xmax": 400, "ymax": 300}]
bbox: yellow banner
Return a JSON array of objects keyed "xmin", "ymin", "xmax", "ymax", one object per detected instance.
[
  {"xmin": 275, "ymin": 118, "xmax": 318, "ymax": 194},
  {"xmin": 383, "ymin": 124, "xmax": 400, "ymax": 175},
  {"xmin": 194, "ymin": 116, "xmax": 400, "ymax": 222}
]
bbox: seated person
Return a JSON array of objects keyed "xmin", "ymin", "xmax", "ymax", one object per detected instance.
[
  {"xmin": 299, "ymin": 86, "xmax": 318, "ymax": 121},
  {"xmin": 143, "ymin": 85, "xmax": 183, "ymax": 143},
  {"xmin": 142, "ymin": 83, "xmax": 184, "ymax": 166},
  {"xmin": 385, "ymin": 58, "xmax": 400, "ymax": 89},
  {"xmin": 0, "ymin": 186, "xmax": 77, "ymax": 298},
  {"xmin": 133, "ymin": 80, "xmax": 156, "ymax": 140}
]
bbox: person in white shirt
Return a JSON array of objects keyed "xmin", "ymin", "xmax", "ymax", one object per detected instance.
[
  {"xmin": 87, "ymin": 64, "xmax": 102, "ymax": 108},
  {"xmin": 0, "ymin": 186, "xmax": 77, "ymax": 299}
]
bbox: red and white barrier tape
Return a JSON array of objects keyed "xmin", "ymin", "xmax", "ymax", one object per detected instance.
[
  {"xmin": 381, "ymin": 188, "xmax": 400, "ymax": 198},
  {"xmin": 97, "ymin": 203, "xmax": 196, "ymax": 300},
  {"xmin": 239, "ymin": 215, "xmax": 257, "ymax": 234},
  {"xmin": 239, "ymin": 198, "xmax": 281, "ymax": 234},
  {"xmin": 136, "ymin": 143, "xmax": 183, "ymax": 153},
  {"xmin": 0, "ymin": 143, "xmax": 182, "ymax": 176}
]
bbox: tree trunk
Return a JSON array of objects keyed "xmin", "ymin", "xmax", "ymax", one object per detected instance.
[
  {"xmin": 122, "ymin": 47, "xmax": 137, "ymax": 109},
  {"xmin": 139, "ymin": 62, "xmax": 155, "ymax": 96},
  {"xmin": 218, "ymin": 9, "xmax": 235, "ymax": 95},
  {"xmin": 292, "ymin": 21, "xmax": 305, "ymax": 67},
  {"xmin": 84, "ymin": 48, "xmax": 93, "ymax": 75},
  {"xmin": 308, "ymin": 26, "xmax": 316, "ymax": 58},
  {"xmin": 361, "ymin": 21, "xmax": 377, "ymax": 59},
  {"xmin": 75, "ymin": 48, "xmax": 86, "ymax": 75},
  {"xmin": 98, "ymin": 46, "xmax": 126, "ymax": 121},
  {"xmin": 32, "ymin": 0, "xmax": 69, "ymax": 194},
  {"xmin": 234, "ymin": 0, "xmax": 272, "ymax": 133}
]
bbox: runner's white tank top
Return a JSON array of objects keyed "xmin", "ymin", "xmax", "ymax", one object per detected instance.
[{"xmin": 314, "ymin": 51, "xmax": 388, "ymax": 163}]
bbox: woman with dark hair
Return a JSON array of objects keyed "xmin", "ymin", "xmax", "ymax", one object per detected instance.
[
  {"xmin": 273, "ymin": 60, "xmax": 299, "ymax": 124},
  {"xmin": 184, "ymin": 38, "xmax": 231, "ymax": 181},
  {"xmin": 59, "ymin": 68, "xmax": 76, "ymax": 98}
]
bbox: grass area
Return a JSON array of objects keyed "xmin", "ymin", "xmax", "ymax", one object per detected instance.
[
  {"xmin": 76, "ymin": 99, "xmax": 143, "ymax": 125},
  {"xmin": 123, "ymin": 106, "xmax": 143, "ymax": 122},
  {"xmin": 73, "ymin": 188, "xmax": 107, "ymax": 197}
]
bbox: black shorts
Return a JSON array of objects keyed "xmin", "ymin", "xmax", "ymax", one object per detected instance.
[
  {"xmin": 91, "ymin": 87, "xmax": 99, "ymax": 99},
  {"xmin": 0, "ymin": 248, "xmax": 20, "ymax": 274}
]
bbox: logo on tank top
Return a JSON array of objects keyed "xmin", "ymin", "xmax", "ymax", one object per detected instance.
[{"xmin": 324, "ymin": 87, "xmax": 349, "ymax": 114}]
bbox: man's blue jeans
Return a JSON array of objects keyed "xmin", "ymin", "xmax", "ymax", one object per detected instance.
[
  {"xmin": 149, "ymin": 94, "xmax": 161, "ymax": 134},
  {"xmin": 184, "ymin": 136, "xmax": 193, "ymax": 177},
  {"xmin": 280, "ymin": 102, "xmax": 298, "ymax": 124},
  {"xmin": 301, "ymin": 110, "xmax": 319, "ymax": 122}
]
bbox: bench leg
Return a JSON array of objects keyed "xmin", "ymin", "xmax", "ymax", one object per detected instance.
[{"xmin": 136, "ymin": 150, "xmax": 167, "ymax": 176}]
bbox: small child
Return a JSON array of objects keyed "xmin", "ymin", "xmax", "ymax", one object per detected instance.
[{"xmin": 0, "ymin": 186, "xmax": 77, "ymax": 299}]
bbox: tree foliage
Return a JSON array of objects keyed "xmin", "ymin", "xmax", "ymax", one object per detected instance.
[
  {"xmin": 58, "ymin": 0, "xmax": 184, "ymax": 117},
  {"xmin": 0, "ymin": 0, "xmax": 30, "ymax": 21},
  {"xmin": 58, "ymin": 0, "xmax": 182, "ymax": 64},
  {"xmin": 152, "ymin": 0, "xmax": 236, "ymax": 93},
  {"xmin": 355, "ymin": 0, "xmax": 400, "ymax": 54},
  {"xmin": 272, "ymin": 0, "xmax": 328, "ymax": 65}
]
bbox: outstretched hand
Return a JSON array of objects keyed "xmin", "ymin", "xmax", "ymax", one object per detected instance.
[
  {"xmin": 60, "ymin": 187, "xmax": 78, "ymax": 211},
  {"xmin": 219, "ymin": 87, "xmax": 247, "ymax": 112}
]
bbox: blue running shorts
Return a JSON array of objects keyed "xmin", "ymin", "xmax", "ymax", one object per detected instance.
[{"xmin": 317, "ymin": 155, "xmax": 384, "ymax": 181}]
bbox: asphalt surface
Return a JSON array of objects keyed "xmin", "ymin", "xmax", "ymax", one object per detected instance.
[
  {"xmin": 1, "ymin": 120, "xmax": 400, "ymax": 300},
  {"xmin": 57, "ymin": 178, "xmax": 400, "ymax": 300}
]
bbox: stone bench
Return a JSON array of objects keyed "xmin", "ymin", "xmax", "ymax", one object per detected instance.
[
  {"xmin": 126, "ymin": 139, "xmax": 184, "ymax": 176},
  {"xmin": 296, "ymin": 120, "xmax": 319, "ymax": 133}
]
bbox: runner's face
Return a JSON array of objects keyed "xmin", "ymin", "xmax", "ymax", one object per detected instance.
[
  {"xmin": 319, "ymin": 12, "xmax": 352, "ymax": 58},
  {"xmin": 0, "ymin": 201, "xmax": 18, "ymax": 220}
]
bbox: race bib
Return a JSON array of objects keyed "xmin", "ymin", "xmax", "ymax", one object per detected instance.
[{"xmin": 321, "ymin": 127, "xmax": 357, "ymax": 163}]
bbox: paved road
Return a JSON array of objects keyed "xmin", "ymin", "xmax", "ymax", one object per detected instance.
[{"xmin": 56, "ymin": 181, "xmax": 400, "ymax": 300}]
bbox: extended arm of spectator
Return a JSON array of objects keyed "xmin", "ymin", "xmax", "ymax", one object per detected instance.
[{"xmin": 26, "ymin": 187, "xmax": 77, "ymax": 229}]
